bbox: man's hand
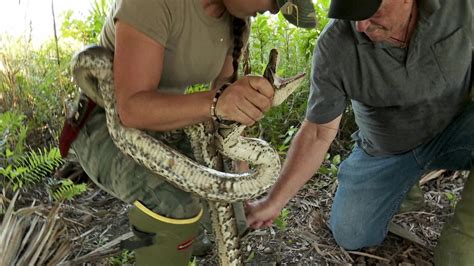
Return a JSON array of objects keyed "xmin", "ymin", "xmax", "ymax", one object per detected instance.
[{"xmin": 245, "ymin": 196, "xmax": 283, "ymax": 229}]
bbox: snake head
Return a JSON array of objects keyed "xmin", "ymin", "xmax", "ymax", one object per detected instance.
[
  {"xmin": 271, "ymin": 72, "xmax": 306, "ymax": 106},
  {"xmin": 268, "ymin": 49, "xmax": 279, "ymax": 68},
  {"xmin": 263, "ymin": 48, "xmax": 306, "ymax": 106}
]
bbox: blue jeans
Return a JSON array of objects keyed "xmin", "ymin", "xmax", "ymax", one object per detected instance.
[{"xmin": 329, "ymin": 102, "xmax": 474, "ymax": 250}]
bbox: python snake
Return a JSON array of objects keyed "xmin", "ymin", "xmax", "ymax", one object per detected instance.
[{"xmin": 71, "ymin": 46, "xmax": 304, "ymax": 265}]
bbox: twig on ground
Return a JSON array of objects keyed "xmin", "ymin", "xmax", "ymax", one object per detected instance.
[
  {"xmin": 71, "ymin": 227, "xmax": 96, "ymax": 241},
  {"xmin": 388, "ymin": 222, "xmax": 427, "ymax": 247},
  {"xmin": 63, "ymin": 232, "xmax": 133, "ymax": 265},
  {"xmin": 347, "ymin": 251, "xmax": 390, "ymax": 263},
  {"xmin": 339, "ymin": 246, "xmax": 354, "ymax": 263},
  {"xmin": 420, "ymin": 170, "xmax": 446, "ymax": 185}
]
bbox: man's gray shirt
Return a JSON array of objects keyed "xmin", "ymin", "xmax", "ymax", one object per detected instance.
[{"xmin": 306, "ymin": 0, "xmax": 473, "ymax": 155}]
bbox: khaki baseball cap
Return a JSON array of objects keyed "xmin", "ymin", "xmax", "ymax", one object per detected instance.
[
  {"xmin": 275, "ymin": 0, "xmax": 317, "ymax": 28},
  {"xmin": 328, "ymin": 0, "xmax": 382, "ymax": 21}
]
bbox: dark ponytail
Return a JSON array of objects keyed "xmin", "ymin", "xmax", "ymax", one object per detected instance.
[{"xmin": 230, "ymin": 17, "xmax": 248, "ymax": 83}]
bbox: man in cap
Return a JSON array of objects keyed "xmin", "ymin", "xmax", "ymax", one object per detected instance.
[{"xmin": 246, "ymin": 0, "xmax": 473, "ymax": 264}]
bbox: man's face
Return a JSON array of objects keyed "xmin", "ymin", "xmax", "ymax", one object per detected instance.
[{"xmin": 354, "ymin": 0, "xmax": 411, "ymax": 43}]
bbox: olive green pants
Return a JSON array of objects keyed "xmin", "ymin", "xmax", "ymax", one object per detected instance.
[{"xmin": 71, "ymin": 107, "xmax": 247, "ymax": 228}]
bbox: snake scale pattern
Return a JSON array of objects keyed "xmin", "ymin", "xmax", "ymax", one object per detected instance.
[{"xmin": 71, "ymin": 45, "xmax": 305, "ymax": 265}]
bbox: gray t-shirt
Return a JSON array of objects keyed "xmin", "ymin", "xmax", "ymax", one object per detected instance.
[
  {"xmin": 100, "ymin": 0, "xmax": 233, "ymax": 94},
  {"xmin": 306, "ymin": 0, "xmax": 473, "ymax": 155}
]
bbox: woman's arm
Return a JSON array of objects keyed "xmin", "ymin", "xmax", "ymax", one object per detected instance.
[
  {"xmin": 114, "ymin": 21, "xmax": 215, "ymax": 131},
  {"xmin": 114, "ymin": 21, "xmax": 274, "ymax": 131}
]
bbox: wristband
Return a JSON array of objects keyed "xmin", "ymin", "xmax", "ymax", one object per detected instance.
[{"xmin": 210, "ymin": 83, "xmax": 230, "ymax": 122}]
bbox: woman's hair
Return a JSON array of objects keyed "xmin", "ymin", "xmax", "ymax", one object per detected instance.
[{"xmin": 230, "ymin": 17, "xmax": 248, "ymax": 83}]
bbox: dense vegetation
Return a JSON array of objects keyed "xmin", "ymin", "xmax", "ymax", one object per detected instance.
[{"xmin": 0, "ymin": 0, "xmax": 373, "ymax": 264}]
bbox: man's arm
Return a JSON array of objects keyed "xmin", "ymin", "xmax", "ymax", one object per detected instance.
[{"xmin": 246, "ymin": 115, "xmax": 342, "ymax": 228}]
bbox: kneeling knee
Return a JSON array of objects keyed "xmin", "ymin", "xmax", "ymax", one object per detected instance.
[{"xmin": 331, "ymin": 223, "xmax": 385, "ymax": 250}]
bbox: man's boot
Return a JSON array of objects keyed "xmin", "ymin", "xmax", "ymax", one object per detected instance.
[
  {"xmin": 434, "ymin": 168, "xmax": 474, "ymax": 265},
  {"xmin": 388, "ymin": 183, "xmax": 426, "ymax": 244},
  {"xmin": 125, "ymin": 201, "xmax": 202, "ymax": 266},
  {"xmin": 399, "ymin": 182, "xmax": 425, "ymax": 213}
]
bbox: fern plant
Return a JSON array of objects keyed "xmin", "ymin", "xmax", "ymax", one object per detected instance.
[
  {"xmin": 0, "ymin": 146, "xmax": 64, "ymax": 191},
  {"xmin": 48, "ymin": 179, "xmax": 87, "ymax": 202}
]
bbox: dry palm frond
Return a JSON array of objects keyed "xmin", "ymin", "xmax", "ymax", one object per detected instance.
[{"xmin": 0, "ymin": 192, "xmax": 71, "ymax": 265}]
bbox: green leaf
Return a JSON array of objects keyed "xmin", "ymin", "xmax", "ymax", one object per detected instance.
[
  {"xmin": 5, "ymin": 148, "xmax": 13, "ymax": 158},
  {"xmin": 274, "ymin": 208, "xmax": 290, "ymax": 231}
]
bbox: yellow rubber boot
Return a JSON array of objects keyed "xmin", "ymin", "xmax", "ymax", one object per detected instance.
[
  {"xmin": 126, "ymin": 201, "xmax": 202, "ymax": 266},
  {"xmin": 434, "ymin": 168, "xmax": 474, "ymax": 265}
]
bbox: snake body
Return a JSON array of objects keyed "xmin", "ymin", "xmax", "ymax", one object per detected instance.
[{"xmin": 71, "ymin": 45, "xmax": 305, "ymax": 265}]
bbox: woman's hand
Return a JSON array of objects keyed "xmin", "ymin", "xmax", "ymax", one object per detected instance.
[
  {"xmin": 245, "ymin": 196, "xmax": 284, "ymax": 229},
  {"xmin": 214, "ymin": 75, "xmax": 274, "ymax": 125}
]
